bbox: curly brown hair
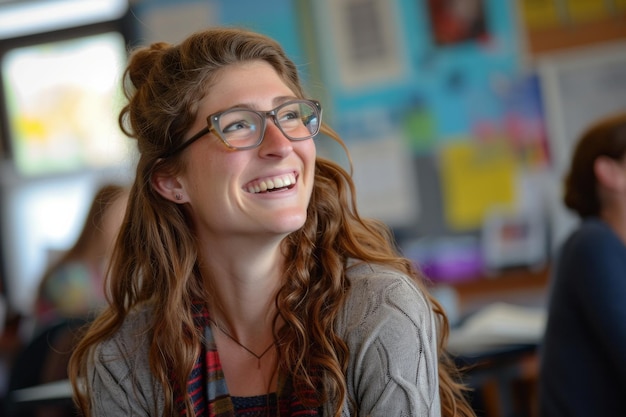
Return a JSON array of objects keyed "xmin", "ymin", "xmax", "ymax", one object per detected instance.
[{"xmin": 68, "ymin": 27, "xmax": 475, "ymax": 417}]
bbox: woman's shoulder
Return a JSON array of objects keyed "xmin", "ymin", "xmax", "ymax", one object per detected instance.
[
  {"xmin": 88, "ymin": 304, "xmax": 164, "ymax": 415},
  {"xmin": 553, "ymin": 218, "xmax": 626, "ymax": 287},
  {"xmin": 345, "ymin": 261, "xmax": 424, "ymax": 296},
  {"xmin": 564, "ymin": 218, "xmax": 624, "ymax": 255},
  {"xmin": 572, "ymin": 217, "xmax": 615, "ymax": 238},
  {"xmin": 95, "ymin": 304, "xmax": 154, "ymax": 359},
  {"xmin": 341, "ymin": 261, "xmax": 434, "ymax": 328}
]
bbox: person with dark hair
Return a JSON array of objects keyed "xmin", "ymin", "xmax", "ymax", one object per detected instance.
[
  {"xmin": 539, "ymin": 113, "xmax": 626, "ymax": 417},
  {"xmin": 68, "ymin": 27, "xmax": 476, "ymax": 417},
  {"xmin": 34, "ymin": 183, "xmax": 128, "ymax": 330}
]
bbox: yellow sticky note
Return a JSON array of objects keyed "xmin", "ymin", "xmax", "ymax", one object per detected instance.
[{"xmin": 440, "ymin": 140, "xmax": 517, "ymax": 231}]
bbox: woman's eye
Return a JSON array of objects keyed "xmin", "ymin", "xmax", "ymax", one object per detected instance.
[
  {"xmin": 223, "ymin": 120, "xmax": 252, "ymax": 132},
  {"xmin": 278, "ymin": 111, "xmax": 300, "ymax": 122}
]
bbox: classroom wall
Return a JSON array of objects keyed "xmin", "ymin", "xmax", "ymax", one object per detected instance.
[
  {"xmin": 125, "ymin": 0, "xmax": 626, "ymax": 281},
  {"xmin": 129, "ymin": 0, "xmax": 533, "ymax": 235},
  {"xmin": 1, "ymin": 0, "xmax": 625, "ymax": 311}
]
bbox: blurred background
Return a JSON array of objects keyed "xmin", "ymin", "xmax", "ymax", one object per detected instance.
[{"xmin": 0, "ymin": 0, "xmax": 624, "ymax": 416}]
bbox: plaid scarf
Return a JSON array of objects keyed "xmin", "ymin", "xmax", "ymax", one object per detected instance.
[{"xmin": 174, "ymin": 304, "xmax": 321, "ymax": 416}]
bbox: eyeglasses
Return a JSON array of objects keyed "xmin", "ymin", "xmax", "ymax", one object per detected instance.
[{"xmin": 162, "ymin": 99, "xmax": 322, "ymax": 157}]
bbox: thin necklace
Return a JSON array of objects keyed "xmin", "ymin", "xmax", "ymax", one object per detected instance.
[{"xmin": 209, "ymin": 318, "xmax": 275, "ymax": 369}]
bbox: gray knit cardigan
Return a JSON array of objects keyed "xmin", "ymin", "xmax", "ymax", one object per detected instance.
[{"xmin": 85, "ymin": 262, "xmax": 442, "ymax": 416}]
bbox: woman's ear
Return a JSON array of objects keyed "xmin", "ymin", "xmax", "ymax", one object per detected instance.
[
  {"xmin": 594, "ymin": 156, "xmax": 626, "ymax": 191},
  {"xmin": 152, "ymin": 163, "xmax": 189, "ymax": 204}
]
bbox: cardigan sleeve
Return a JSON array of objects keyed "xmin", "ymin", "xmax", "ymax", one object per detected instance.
[
  {"xmin": 86, "ymin": 307, "xmax": 164, "ymax": 417},
  {"xmin": 336, "ymin": 262, "xmax": 442, "ymax": 417}
]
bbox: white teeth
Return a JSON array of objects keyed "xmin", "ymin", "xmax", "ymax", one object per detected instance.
[{"xmin": 246, "ymin": 173, "xmax": 296, "ymax": 193}]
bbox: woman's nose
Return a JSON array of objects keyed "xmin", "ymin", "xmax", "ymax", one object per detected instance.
[{"xmin": 257, "ymin": 120, "xmax": 293, "ymax": 157}]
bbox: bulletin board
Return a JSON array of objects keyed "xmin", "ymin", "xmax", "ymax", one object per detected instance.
[{"xmin": 303, "ymin": 0, "xmax": 524, "ymax": 231}]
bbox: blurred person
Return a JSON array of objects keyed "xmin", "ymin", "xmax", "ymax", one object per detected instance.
[
  {"xmin": 68, "ymin": 27, "xmax": 476, "ymax": 417},
  {"xmin": 33, "ymin": 183, "xmax": 128, "ymax": 330},
  {"xmin": 539, "ymin": 113, "xmax": 626, "ymax": 417}
]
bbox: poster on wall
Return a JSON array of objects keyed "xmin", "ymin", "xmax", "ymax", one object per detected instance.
[
  {"xmin": 350, "ymin": 135, "xmax": 421, "ymax": 228},
  {"xmin": 426, "ymin": 0, "xmax": 488, "ymax": 45},
  {"xmin": 311, "ymin": 0, "xmax": 408, "ymax": 91}
]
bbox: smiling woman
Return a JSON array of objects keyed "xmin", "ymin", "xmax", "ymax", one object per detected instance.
[{"xmin": 68, "ymin": 27, "xmax": 477, "ymax": 417}]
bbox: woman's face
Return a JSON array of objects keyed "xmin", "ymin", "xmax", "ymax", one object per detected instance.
[{"xmin": 171, "ymin": 60, "xmax": 316, "ymax": 244}]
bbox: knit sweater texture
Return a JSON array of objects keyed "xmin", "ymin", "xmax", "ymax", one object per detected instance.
[{"xmin": 86, "ymin": 261, "xmax": 442, "ymax": 416}]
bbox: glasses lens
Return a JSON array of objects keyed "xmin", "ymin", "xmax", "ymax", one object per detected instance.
[
  {"xmin": 217, "ymin": 110, "xmax": 264, "ymax": 148},
  {"xmin": 214, "ymin": 100, "xmax": 321, "ymax": 149},
  {"xmin": 276, "ymin": 101, "xmax": 320, "ymax": 140}
]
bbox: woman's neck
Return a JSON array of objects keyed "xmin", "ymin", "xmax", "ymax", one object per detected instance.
[
  {"xmin": 200, "ymin": 249, "xmax": 283, "ymax": 397},
  {"xmin": 200, "ymin": 248, "xmax": 284, "ymax": 333}
]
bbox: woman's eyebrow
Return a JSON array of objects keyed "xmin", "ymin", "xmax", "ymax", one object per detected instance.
[
  {"xmin": 214, "ymin": 96, "xmax": 299, "ymax": 113},
  {"xmin": 272, "ymin": 95, "xmax": 298, "ymax": 106}
]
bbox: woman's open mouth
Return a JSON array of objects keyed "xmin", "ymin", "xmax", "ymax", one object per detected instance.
[{"xmin": 244, "ymin": 172, "xmax": 297, "ymax": 194}]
